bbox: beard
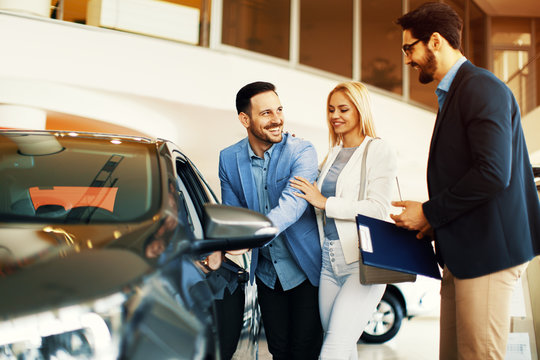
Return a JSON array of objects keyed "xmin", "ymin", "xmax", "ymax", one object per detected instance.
[
  {"xmin": 248, "ymin": 121, "xmax": 283, "ymax": 144},
  {"xmin": 412, "ymin": 48, "xmax": 437, "ymax": 84}
]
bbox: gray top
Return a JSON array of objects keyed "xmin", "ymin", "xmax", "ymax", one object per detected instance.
[{"xmin": 320, "ymin": 147, "xmax": 358, "ymax": 240}]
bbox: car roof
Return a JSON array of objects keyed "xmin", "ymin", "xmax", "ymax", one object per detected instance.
[{"xmin": 0, "ymin": 129, "xmax": 157, "ymax": 144}]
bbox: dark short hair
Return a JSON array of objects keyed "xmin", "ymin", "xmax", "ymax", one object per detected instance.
[
  {"xmin": 235, "ymin": 81, "xmax": 276, "ymax": 115},
  {"xmin": 396, "ymin": 2, "xmax": 463, "ymax": 50}
]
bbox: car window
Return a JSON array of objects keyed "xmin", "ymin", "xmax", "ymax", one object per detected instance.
[
  {"xmin": 175, "ymin": 157, "xmax": 218, "ymax": 239},
  {"xmin": 187, "ymin": 158, "xmax": 219, "ymax": 204},
  {"xmin": 175, "ymin": 158, "xmax": 208, "ymax": 215},
  {"xmin": 175, "ymin": 175, "xmax": 203, "ymax": 239},
  {"xmin": 0, "ymin": 133, "xmax": 160, "ymax": 223}
]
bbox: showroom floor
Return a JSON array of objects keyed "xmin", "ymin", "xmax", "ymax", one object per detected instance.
[{"xmin": 258, "ymin": 315, "xmax": 439, "ymax": 360}]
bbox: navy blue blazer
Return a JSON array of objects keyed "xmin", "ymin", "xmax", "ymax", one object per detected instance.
[
  {"xmin": 423, "ymin": 60, "xmax": 540, "ymax": 279},
  {"xmin": 219, "ymin": 133, "xmax": 322, "ymax": 286}
]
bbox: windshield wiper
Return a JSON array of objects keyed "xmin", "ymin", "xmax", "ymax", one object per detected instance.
[{"xmin": 65, "ymin": 155, "xmax": 124, "ymax": 223}]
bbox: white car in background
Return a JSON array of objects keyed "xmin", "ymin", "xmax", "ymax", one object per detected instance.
[{"xmin": 361, "ymin": 276, "xmax": 441, "ymax": 343}]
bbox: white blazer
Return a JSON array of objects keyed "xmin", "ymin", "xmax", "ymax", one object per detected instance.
[{"xmin": 314, "ymin": 136, "xmax": 398, "ymax": 264}]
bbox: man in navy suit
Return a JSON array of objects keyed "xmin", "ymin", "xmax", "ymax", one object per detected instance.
[
  {"xmin": 392, "ymin": 3, "xmax": 540, "ymax": 360},
  {"xmin": 219, "ymin": 81, "xmax": 323, "ymax": 359}
]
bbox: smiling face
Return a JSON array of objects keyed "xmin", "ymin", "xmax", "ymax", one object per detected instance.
[
  {"xmin": 240, "ymin": 90, "xmax": 284, "ymax": 156},
  {"xmin": 403, "ymin": 30, "xmax": 438, "ymax": 84},
  {"xmin": 328, "ymin": 90, "xmax": 361, "ymax": 139}
]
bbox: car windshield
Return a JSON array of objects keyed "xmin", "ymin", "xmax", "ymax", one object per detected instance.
[{"xmin": 0, "ymin": 132, "xmax": 160, "ymax": 223}]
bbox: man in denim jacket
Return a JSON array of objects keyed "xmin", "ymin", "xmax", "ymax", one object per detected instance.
[{"xmin": 219, "ymin": 81, "xmax": 323, "ymax": 360}]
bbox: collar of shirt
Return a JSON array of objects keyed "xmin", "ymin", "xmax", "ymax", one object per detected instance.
[
  {"xmin": 435, "ymin": 56, "xmax": 467, "ymax": 111},
  {"xmin": 247, "ymin": 142, "xmax": 274, "ymax": 215},
  {"xmin": 437, "ymin": 56, "xmax": 467, "ymax": 94},
  {"xmin": 246, "ymin": 141, "xmax": 306, "ymax": 290},
  {"xmin": 248, "ymin": 143, "xmax": 275, "ymax": 161}
]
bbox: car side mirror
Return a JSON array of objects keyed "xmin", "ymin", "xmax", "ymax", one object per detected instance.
[{"xmin": 190, "ymin": 204, "xmax": 277, "ymax": 253}]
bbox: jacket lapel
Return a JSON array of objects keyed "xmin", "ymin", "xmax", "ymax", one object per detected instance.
[
  {"xmin": 236, "ymin": 141, "xmax": 260, "ymax": 211},
  {"xmin": 266, "ymin": 135, "xmax": 286, "ymax": 191},
  {"xmin": 428, "ymin": 61, "xmax": 472, "ymax": 161}
]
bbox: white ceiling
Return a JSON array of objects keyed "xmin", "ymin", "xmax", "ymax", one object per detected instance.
[{"xmin": 474, "ymin": 0, "xmax": 540, "ymax": 17}]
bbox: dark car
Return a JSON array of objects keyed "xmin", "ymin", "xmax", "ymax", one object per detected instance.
[
  {"xmin": 0, "ymin": 130, "xmax": 275, "ymax": 359},
  {"xmin": 534, "ymin": 166, "xmax": 540, "ymax": 191}
]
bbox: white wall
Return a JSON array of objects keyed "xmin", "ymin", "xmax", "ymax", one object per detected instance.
[{"xmin": 0, "ymin": 12, "xmax": 436, "ymax": 201}]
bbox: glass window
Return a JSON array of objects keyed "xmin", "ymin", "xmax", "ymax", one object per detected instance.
[
  {"xmin": 469, "ymin": 1, "xmax": 487, "ymax": 68},
  {"xmin": 176, "ymin": 159, "xmax": 208, "ymax": 220},
  {"xmin": 60, "ymin": 0, "xmax": 204, "ymax": 23},
  {"xmin": 494, "ymin": 49, "xmax": 531, "ymax": 113},
  {"xmin": 492, "ymin": 18, "xmax": 531, "ymax": 47},
  {"xmin": 0, "ymin": 133, "xmax": 160, "ymax": 223},
  {"xmin": 491, "ymin": 18, "xmax": 533, "ymax": 113},
  {"xmin": 222, "ymin": 0, "xmax": 290, "ymax": 60},
  {"xmin": 175, "ymin": 157, "xmax": 216, "ymax": 239},
  {"xmin": 493, "ymin": 50, "xmax": 530, "ymax": 82},
  {"xmin": 300, "ymin": 0, "xmax": 352, "ymax": 77},
  {"xmin": 59, "ymin": 0, "xmax": 88, "ymax": 23},
  {"xmin": 361, "ymin": 0, "xmax": 402, "ymax": 94},
  {"xmin": 56, "ymin": 0, "xmax": 205, "ymax": 45},
  {"xmin": 175, "ymin": 167, "xmax": 204, "ymax": 239},
  {"xmin": 536, "ymin": 19, "xmax": 540, "ymax": 108}
]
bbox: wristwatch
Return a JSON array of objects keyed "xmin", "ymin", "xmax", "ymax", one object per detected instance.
[{"xmin": 200, "ymin": 257, "xmax": 213, "ymax": 272}]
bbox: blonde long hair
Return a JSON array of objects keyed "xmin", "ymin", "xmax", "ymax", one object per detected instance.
[
  {"xmin": 326, "ymin": 81, "xmax": 377, "ymax": 147},
  {"xmin": 321, "ymin": 81, "xmax": 377, "ymax": 167}
]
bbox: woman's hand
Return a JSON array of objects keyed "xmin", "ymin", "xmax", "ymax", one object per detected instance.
[{"xmin": 290, "ymin": 176, "xmax": 327, "ymax": 210}]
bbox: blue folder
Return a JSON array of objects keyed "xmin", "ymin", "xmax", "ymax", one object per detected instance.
[{"xmin": 356, "ymin": 214, "xmax": 441, "ymax": 280}]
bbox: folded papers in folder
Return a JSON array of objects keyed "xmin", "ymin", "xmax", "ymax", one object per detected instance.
[{"xmin": 356, "ymin": 214, "xmax": 441, "ymax": 280}]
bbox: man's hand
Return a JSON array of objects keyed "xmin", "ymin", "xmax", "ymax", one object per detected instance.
[
  {"xmin": 197, "ymin": 251, "xmax": 223, "ymax": 273},
  {"xmin": 390, "ymin": 201, "xmax": 433, "ymax": 239}
]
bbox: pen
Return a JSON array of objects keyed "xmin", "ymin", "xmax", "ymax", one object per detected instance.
[{"xmin": 396, "ymin": 177, "xmax": 403, "ymax": 202}]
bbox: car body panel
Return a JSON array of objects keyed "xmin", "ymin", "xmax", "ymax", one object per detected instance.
[
  {"xmin": 361, "ymin": 276, "xmax": 441, "ymax": 343},
  {"xmin": 393, "ymin": 276, "xmax": 441, "ymax": 317}
]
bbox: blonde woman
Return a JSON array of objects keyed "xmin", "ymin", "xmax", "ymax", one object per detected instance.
[{"xmin": 290, "ymin": 81, "xmax": 397, "ymax": 359}]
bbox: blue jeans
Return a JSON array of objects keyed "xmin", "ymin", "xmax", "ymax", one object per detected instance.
[{"xmin": 319, "ymin": 238, "xmax": 385, "ymax": 360}]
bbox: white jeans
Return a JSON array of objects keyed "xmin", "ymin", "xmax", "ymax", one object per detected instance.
[{"xmin": 319, "ymin": 238, "xmax": 386, "ymax": 360}]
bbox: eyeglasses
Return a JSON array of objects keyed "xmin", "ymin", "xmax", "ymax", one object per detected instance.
[{"xmin": 402, "ymin": 39, "xmax": 422, "ymax": 56}]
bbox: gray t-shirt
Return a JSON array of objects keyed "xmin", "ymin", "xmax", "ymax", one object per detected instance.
[{"xmin": 320, "ymin": 147, "xmax": 358, "ymax": 240}]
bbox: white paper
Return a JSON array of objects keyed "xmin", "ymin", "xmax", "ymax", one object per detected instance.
[
  {"xmin": 359, "ymin": 225, "xmax": 373, "ymax": 253},
  {"xmin": 505, "ymin": 332, "xmax": 532, "ymax": 360}
]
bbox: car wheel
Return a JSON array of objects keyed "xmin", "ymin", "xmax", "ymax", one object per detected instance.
[{"xmin": 360, "ymin": 291, "xmax": 404, "ymax": 344}]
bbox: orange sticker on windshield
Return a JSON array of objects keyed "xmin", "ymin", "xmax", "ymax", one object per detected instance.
[{"xmin": 29, "ymin": 186, "xmax": 118, "ymax": 212}]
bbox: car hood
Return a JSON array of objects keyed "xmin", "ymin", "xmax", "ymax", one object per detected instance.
[{"xmin": 0, "ymin": 220, "xmax": 165, "ymax": 319}]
